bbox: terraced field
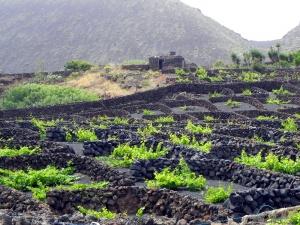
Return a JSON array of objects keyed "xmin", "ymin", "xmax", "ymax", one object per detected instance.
[{"xmin": 0, "ymin": 79, "xmax": 300, "ymax": 225}]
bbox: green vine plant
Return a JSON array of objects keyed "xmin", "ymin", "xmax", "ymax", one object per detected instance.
[
  {"xmin": 143, "ymin": 109, "xmax": 155, "ymax": 116},
  {"xmin": 266, "ymin": 97, "xmax": 290, "ymax": 105},
  {"xmin": 204, "ymin": 115, "xmax": 215, "ymax": 122},
  {"xmin": 136, "ymin": 206, "xmax": 145, "ymax": 218},
  {"xmin": 185, "ymin": 120, "xmax": 213, "ymax": 135},
  {"xmin": 0, "ymin": 147, "xmax": 40, "ymax": 158},
  {"xmin": 242, "ymin": 89, "xmax": 252, "ymax": 96},
  {"xmin": 75, "ymin": 129, "xmax": 98, "ymax": 141},
  {"xmin": 235, "ymin": 150, "xmax": 300, "ymax": 175},
  {"xmin": 281, "ymin": 117, "xmax": 298, "ymax": 133},
  {"xmin": 97, "ymin": 143, "xmax": 167, "ymax": 168},
  {"xmin": 239, "ymin": 72, "xmax": 261, "ymax": 82},
  {"xmin": 209, "ymin": 91, "xmax": 222, "ymax": 98},
  {"xmin": 204, "ymin": 185, "xmax": 232, "ymax": 204},
  {"xmin": 137, "ymin": 123, "xmax": 161, "ymax": 139},
  {"xmin": 272, "ymin": 86, "xmax": 294, "ymax": 96},
  {"xmin": 31, "ymin": 118, "xmax": 62, "ymax": 139},
  {"xmin": 225, "ymin": 99, "xmax": 240, "ymax": 109},
  {"xmin": 256, "ymin": 115, "xmax": 278, "ymax": 121},
  {"xmin": 154, "ymin": 116, "xmax": 175, "ymax": 124},
  {"xmin": 169, "ymin": 134, "xmax": 212, "ymax": 153},
  {"xmin": 146, "ymin": 158, "xmax": 206, "ymax": 191},
  {"xmin": 77, "ymin": 206, "xmax": 116, "ymax": 219},
  {"xmin": 111, "ymin": 117, "xmax": 129, "ymax": 126},
  {"xmin": 252, "ymin": 135, "xmax": 276, "ymax": 147}
]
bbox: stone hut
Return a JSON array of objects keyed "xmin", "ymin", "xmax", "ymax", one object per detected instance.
[{"xmin": 149, "ymin": 51, "xmax": 186, "ymax": 71}]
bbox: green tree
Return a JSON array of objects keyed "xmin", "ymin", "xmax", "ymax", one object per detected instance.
[
  {"xmin": 231, "ymin": 53, "xmax": 241, "ymax": 67},
  {"xmin": 243, "ymin": 52, "xmax": 252, "ymax": 67},
  {"xmin": 268, "ymin": 47, "xmax": 279, "ymax": 64},
  {"xmin": 250, "ymin": 49, "xmax": 265, "ymax": 63}
]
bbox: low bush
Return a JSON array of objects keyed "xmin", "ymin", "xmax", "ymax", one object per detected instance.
[
  {"xmin": 272, "ymin": 86, "xmax": 293, "ymax": 96},
  {"xmin": 225, "ymin": 99, "xmax": 240, "ymax": 108},
  {"xmin": 242, "ymin": 89, "xmax": 252, "ymax": 96},
  {"xmin": 256, "ymin": 115, "xmax": 278, "ymax": 121},
  {"xmin": 137, "ymin": 123, "xmax": 160, "ymax": 139},
  {"xmin": 154, "ymin": 116, "xmax": 174, "ymax": 124},
  {"xmin": 209, "ymin": 92, "xmax": 222, "ymax": 98},
  {"xmin": 0, "ymin": 166, "xmax": 76, "ymax": 200},
  {"xmin": 112, "ymin": 117, "xmax": 129, "ymax": 126},
  {"xmin": 235, "ymin": 151, "xmax": 300, "ymax": 175},
  {"xmin": 169, "ymin": 134, "xmax": 212, "ymax": 153},
  {"xmin": 266, "ymin": 97, "xmax": 290, "ymax": 105},
  {"xmin": 196, "ymin": 67, "xmax": 208, "ymax": 80},
  {"xmin": 78, "ymin": 206, "xmax": 116, "ymax": 219},
  {"xmin": 175, "ymin": 68, "xmax": 187, "ymax": 77},
  {"xmin": 55, "ymin": 181, "xmax": 108, "ymax": 191},
  {"xmin": 146, "ymin": 158, "xmax": 206, "ymax": 190},
  {"xmin": 64, "ymin": 60, "xmax": 93, "ymax": 72},
  {"xmin": 143, "ymin": 109, "xmax": 155, "ymax": 116},
  {"xmin": 0, "ymin": 147, "xmax": 40, "ymax": 158},
  {"xmin": 76, "ymin": 129, "xmax": 98, "ymax": 141},
  {"xmin": 240, "ymin": 72, "xmax": 261, "ymax": 82},
  {"xmin": 281, "ymin": 118, "xmax": 298, "ymax": 133},
  {"xmin": 31, "ymin": 118, "xmax": 61, "ymax": 139},
  {"xmin": 204, "ymin": 185, "xmax": 232, "ymax": 203},
  {"xmin": 98, "ymin": 143, "xmax": 167, "ymax": 168},
  {"xmin": 185, "ymin": 120, "xmax": 213, "ymax": 135},
  {"xmin": 0, "ymin": 84, "xmax": 99, "ymax": 109},
  {"xmin": 204, "ymin": 115, "xmax": 215, "ymax": 122}
]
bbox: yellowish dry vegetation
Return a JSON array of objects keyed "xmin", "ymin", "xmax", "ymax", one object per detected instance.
[
  {"xmin": 62, "ymin": 72, "xmax": 134, "ymax": 98},
  {"xmin": 62, "ymin": 67, "xmax": 167, "ymax": 98}
]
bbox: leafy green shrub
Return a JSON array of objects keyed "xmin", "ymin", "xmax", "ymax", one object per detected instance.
[
  {"xmin": 225, "ymin": 99, "xmax": 240, "ymax": 108},
  {"xmin": 136, "ymin": 207, "xmax": 145, "ymax": 218},
  {"xmin": 154, "ymin": 116, "xmax": 174, "ymax": 124},
  {"xmin": 78, "ymin": 206, "xmax": 116, "ymax": 219},
  {"xmin": 143, "ymin": 109, "xmax": 155, "ymax": 116},
  {"xmin": 137, "ymin": 123, "xmax": 160, "ymax": 139},
  {"xmin": 0, "ymin": 147, "xmax": 40, "ymax": 158},
  {"xmin": 209, "ymin": 92, "xmax": 222, "ymax": 98},
  {"xmin": 281, "ymin": 118, "xmax": 298, "ymax": 133},
  {"xmin": 204, "ymin": 115, "xmax": 215, "ymax": 122},
  {"xmin": 146, "ymin": 158, "xmax": 206, "ymax": 190},
  {"xmin": 98, "ymin": 143, "xmax": 167, "ymax": 168},
  {"xmin": 295, "ymin": 113, "xmax": 300, "ymax": 120},
  {"xmin": 235, "ymin": 151, "xmax": 300, "ymax": 175},
  {"xmin": 112, "ymin": 117, "xmax": 129, "ymax": 126},
  {"xmin": 0, "ymin": 84, "xmax": 99, "ymax": 109},
  {"xmin": 256, "ymin": 115, "xmax": 278, "ymax": 121},
  {"xmin": 266, "ymin": 97, "xmax": 290, "ymax": 105},
  {"xmin": 64, "ymin": 60, "xmax": 93, "ymax": 72},
  {"xmin": 175, "ymin": 68, "xmax": 187, "ymax": 77},
  {"xmin": 242, "ymin": 89, "xmax": 252, "ymax": 96},
  {"xmin": 204, "ymin": 185, "xmax": 232, "ymax": 203},
  {"xmin": 196, "ymin": 67, "xmax": 208, "ymax": 80},
  {"xmin": 76, "ymin": 129, "xmax": 98, "ymax": 141},
  {"xmin": 240, "ymin": 72, "xmax": 261, "ymax": 82},
  {"xmin": 169, "ymin": 134, "xmax": 212, "ymax": 153},
  {"xmin": 272, "ymin": 86, "xmax": 293, "ymax": 96},
  {"xmin": 252, "ymin": 135, "xmax": 276, "ymax": 147},
  {"xmin": 185, "ymin": 120, "xmax": 213, "ymax": 135},
  {"xmin": 31, "ymin": 118, "xmax": 60, "ymax": 139},
  {"xmin": 0, "ymin": 166, "xmax": 76, "ymax": 200},
  {"xmin": 55, "ymin": 181, "xmax": 108, "ymax": 191}
]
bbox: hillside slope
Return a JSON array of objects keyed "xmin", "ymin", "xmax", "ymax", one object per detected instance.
[
  {"xmin": 280, "ymin": 23, "xmax": 300, "ymax": 51},
  {"xmin": 0, "ymin": 0, "xmax": 250, "ymax": 73}
]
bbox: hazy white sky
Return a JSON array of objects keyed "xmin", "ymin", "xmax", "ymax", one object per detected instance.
[{"xmin": 181, "ymin": 0, "xmax": 300, "ymax": 41}]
